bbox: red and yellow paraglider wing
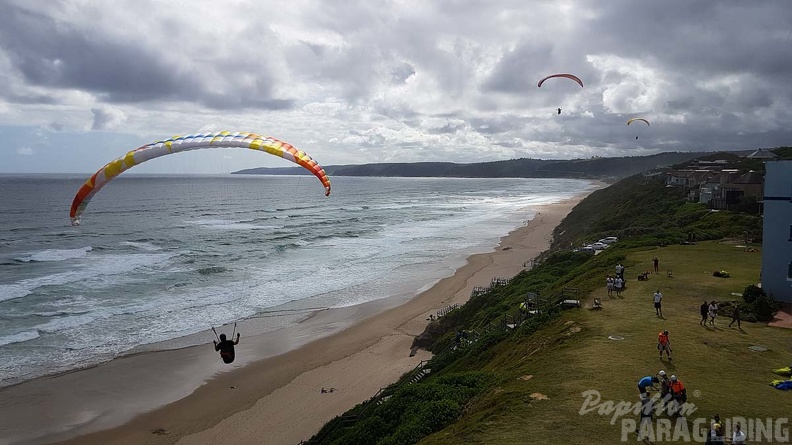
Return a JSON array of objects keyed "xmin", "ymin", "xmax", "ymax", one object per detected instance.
[{"xmin": 69, "ymin": 132, "xmax": 331, "ymax": 225}]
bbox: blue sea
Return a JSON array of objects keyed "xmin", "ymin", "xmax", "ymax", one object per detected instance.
[{"xmin": 0, "ymin": 174, "xmax": 593, "ymax": 388}]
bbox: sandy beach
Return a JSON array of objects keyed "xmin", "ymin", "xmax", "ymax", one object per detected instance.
[{"xmin": 0, "ymin": 195, "xmax": 586, "ymax": 445}]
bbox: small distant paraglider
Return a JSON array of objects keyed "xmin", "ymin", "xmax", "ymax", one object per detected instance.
[
  {"xmin": 627, "ymin": 118, "xmax": 650, "ymax": 140},
  {"xmin": 538, "ymin": 74, "xmax": 582, "ymax": 117}
]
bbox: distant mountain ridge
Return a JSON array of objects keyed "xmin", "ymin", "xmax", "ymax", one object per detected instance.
[{"xmin": 233, "ymin": 152, "xmax": 707, "ymax": 180}]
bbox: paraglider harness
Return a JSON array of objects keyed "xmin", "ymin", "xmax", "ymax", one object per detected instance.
[{"xmin": 213, "ymin": 323, "xmax": 239, "ymax": 364}]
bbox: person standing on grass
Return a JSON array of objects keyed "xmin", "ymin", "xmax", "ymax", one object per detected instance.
[
  {"xmin": 614, "ymin": 276, "xmax": 624, "ymax": 297},
  {"xmin": 653, "ymin": 256, "xmax": 659, "ymax": 273},
  {"xmin": 635, "ymin": 393, "xmax": 654, "ymax": 440},
  {"xmin": 658, "ymin": 330, "xmax": 672, "ymax": 361},
  {"xmin": 708, "ymin": 301, "xmax": 718, "ymax": 326},
  {"xmin": 729, "ymin": 303, "xmax": 741, "ymax": 329},
  {"xmin": 653, "ymin": 289, "xmax": 663, "ymax": 317},
  {"xmin": 699, "ymin": 301, "xmax": 709, "ymax": 326},
  {"xmin": 606, "ymin": 275, "xmax": 614, "ymax": 296},
  {"xmin": 732, "ymin": 422, "xmax": 746, "ymax": 444},
  {"xmin": 706, "ymin": 414, "xmax": 724, "ymax": 444}
]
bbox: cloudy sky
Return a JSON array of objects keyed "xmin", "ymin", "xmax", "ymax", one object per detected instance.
[{"xmin": 1, "ymin": 0, "xmax": 791, "ymax": 174}]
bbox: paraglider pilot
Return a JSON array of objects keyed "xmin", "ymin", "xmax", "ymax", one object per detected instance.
[
  {"xmin": 557, "ymin": 107, "xmax": 562, "ymax": 115},
  {"xmin": 214, "ymin": 332, "xmax": 240, "ymax": 364}
]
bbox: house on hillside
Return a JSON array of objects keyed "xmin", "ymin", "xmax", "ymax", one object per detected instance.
[
  {"xmin": 747, "ymin": 148, "xmax": 779, "ymax": 160},
  {"xmin": 761, "ymin": 160, "xmax": 792, "ymax": 304},
  {"xmin": 709, "ymin": 170, "xmax": 764, "ymax": 210}
]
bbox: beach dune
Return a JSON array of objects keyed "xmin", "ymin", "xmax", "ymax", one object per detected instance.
[{"xmin": 0, "ymin": 197, "xmax": 584, "ymax": 445}]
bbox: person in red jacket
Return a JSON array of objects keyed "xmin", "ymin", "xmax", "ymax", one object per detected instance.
[
  {"xmin": 657, "ymin": 330, "xmax": 672, "ymax": 361},
  {"xmin": 668, "ymin": 375, "xmax": 687, "ymax": 416}
]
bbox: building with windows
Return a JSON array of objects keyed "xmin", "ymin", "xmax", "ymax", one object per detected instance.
[{"xmin": 761, "ymin": 160, "xmax": 792, "ymax": 303}]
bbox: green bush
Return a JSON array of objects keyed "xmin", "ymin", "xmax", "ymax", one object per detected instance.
[
  {"xmin": 742, "ymin": 285, "xmax": 763, "ymax": 304},
  {"xmin": 741, "ymin": 285, "xmax": 780, "ymax": 322},
  {"xmin": 331, "ymin": 372, "xmax": 493, "ymax": 445}
]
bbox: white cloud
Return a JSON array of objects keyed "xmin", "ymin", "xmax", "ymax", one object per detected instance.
[{"xmin": 16, "ymin": 146, "xmax": 34, "ymax": 155}]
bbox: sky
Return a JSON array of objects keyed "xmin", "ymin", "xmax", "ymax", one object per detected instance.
[{"xmin": 1, "ymin": 0, "xmax": 791, "ymax": 174}]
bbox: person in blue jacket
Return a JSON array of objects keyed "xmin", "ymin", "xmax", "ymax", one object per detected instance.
[{"xmin": 637, "ymin": 375, "xmax": 659, "ymax": 398}]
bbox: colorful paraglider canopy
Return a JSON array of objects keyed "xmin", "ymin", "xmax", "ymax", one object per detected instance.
[
  {"xmin": 627, "ymin": 118, "xmax": 650, "ymax": 126},
  {"xmin": 69, "ymin": 131, "xmax": 331, "ymax": 226},
  {"xmin": 537, "ymin": 73, "xmax": 584, "ymax": 88}
]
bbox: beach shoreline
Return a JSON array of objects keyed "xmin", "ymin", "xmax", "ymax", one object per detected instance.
[{"xmin": 0, "ymin": 193, "xmax": 589, "ymax": 445}]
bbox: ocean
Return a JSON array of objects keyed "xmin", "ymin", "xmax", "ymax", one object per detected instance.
[{"xmin": 0, "ymin": 174, "xmax": 593, "ymax": 388}]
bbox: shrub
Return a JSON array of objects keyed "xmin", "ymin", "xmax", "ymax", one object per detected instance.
[
  {"xmin": 742, "ymin": 285, "xmax": 763, "ymax": 304},
  {"xmin": 741, "ymin": 285, "xmax": 780, "ymax": 322}
]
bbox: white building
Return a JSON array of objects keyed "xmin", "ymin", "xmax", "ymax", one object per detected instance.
[{"xmin": 761, "ymin": 160, "xmax": 792, "ymax": 303}]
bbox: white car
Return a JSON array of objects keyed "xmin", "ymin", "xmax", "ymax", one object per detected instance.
[
  {"xmin": 591, "ymin": 242, "xmax": 608, "ymax": 250},
  {"xmin": 599, "ymin": 237, "xmax": 618, "ymax": 244}
]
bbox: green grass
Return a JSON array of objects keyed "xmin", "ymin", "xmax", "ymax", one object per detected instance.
[{"xmin": 419, "ymin": 241, "xmax": 791, "ymax": 445}]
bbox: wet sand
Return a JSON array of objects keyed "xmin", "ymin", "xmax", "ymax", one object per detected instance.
[{"xmin": 0, "ymin": 195, "xmax": 587, "ymax": 445}]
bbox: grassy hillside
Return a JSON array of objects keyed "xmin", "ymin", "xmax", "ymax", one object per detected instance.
[
  {"xmin": 421, "ymin": 241, "xmax": 789, "ymax": 444},
  {"xmin": 304, "ymin": 169, "xmax": 786, "ymax": 445},
  {"xmin": 550, "ymin": 175, "xmax": 762, "ymax": 251}
]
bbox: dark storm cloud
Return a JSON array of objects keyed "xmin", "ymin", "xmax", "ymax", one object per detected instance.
[
  {"xmin": 483, "ymin": 43, "xmax": 555, "ymax": 94},
  {"xmin": 0, "ymin": 3, "xmax": 291, "ymax": 110}
]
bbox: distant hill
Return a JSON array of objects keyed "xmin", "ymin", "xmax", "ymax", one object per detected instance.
[{"xmin": 233, "ymin": 152, "xmax": 708, "ymax": 180}]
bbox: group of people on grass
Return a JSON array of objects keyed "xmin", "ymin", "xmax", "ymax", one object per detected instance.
[
  {"xmin": 699, "ymin": 300, "xmax": 742, "ymax": 328},
  {"xmin": 636, "ymin": 370, "xmax": 686, "ymax": 419},
  {"xmin": 636, "ymin": 371, "xmax": 746, "ymax": 443},
  {"xmin": 605, "ymin": 275, "xmax": 625, "ymax": 297}
]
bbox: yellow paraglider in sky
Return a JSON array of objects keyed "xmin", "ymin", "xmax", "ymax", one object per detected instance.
[
  {"xmin": 627, "ymin": 118, "xmax": 650, "ymax": 140},
  {"xmin": 69, "ymin": 131, "xmax": 331, "ymax": 225}
]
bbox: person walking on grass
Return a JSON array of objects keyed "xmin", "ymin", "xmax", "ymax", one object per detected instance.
[
  {"xmin": 658, "ymin": 330, "xmax": 672, "ymax": 361},
  {"xmin": 653, "ymin": 289, "xmax": 663, "ymax": 317},
  {"xmin": 729, "ymin": 303, "xmax": 741, "ymax": 329},
  {"xmin": 708, "ymin": 301, "xmax": 718, "ymax": 326},
  {"xmin": 699, "ymin": 301, "xmax": 709, "ymax": 326}
]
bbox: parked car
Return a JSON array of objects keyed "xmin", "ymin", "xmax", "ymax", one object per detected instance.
[
  {"xmin": 575, "ymin": 246, "xmax": 595, "ymax": 253},
  {"xmin": 599, "ymin": 236, "xmax": 618, "ymax": 244},
  {"xmin": 591, "ymin": 242, "xmax": 608, "ymax": 250}
]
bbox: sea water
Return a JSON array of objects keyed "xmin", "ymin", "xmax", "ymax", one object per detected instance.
[{"xmin": 0, "ymin": 174, "xmax": 593, "ymax": 387}]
